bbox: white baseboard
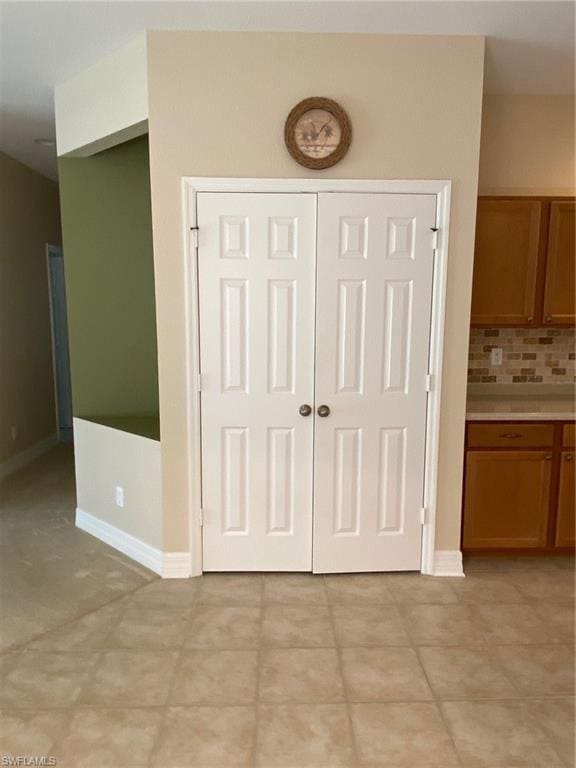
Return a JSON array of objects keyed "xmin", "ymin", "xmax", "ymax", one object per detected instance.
[
  {"xmin": 433, "ymin": 550, "xmax": 465, "ymax": 577},
  {"xmin": 75, "ymin": 508, "xmax": 191, "ymax": 579},
  {"xmin": 0, "ymin": 434, "xmax": 58, "ymax": 481}
]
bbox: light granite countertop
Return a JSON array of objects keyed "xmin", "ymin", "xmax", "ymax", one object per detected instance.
[{"xmin": 466, "ymin": 385, "xmax": 575, "ymax": 421}]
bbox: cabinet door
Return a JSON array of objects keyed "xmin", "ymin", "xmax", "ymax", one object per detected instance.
[
  {"xmin": 463, "ymin": 451, "xmax": 551, "ymax": 548},
  {"xmin": 471, "ymin": 199, "xmax": 543, "ymax": 326},
  {"xmin": 555, "ymin": 452, "xmax": 575, "ymax": 547},
  {"xmin": 543, "ymin": 202, "xmax": 575, "ymax": 326}
]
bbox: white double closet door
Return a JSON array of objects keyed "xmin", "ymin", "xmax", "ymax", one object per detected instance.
[{"xmin": 198, "ymin": 191, "xmax": 437, "ymax": 573}]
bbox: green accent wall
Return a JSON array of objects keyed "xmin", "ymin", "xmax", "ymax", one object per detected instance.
[{"xmin": 59, "ymin": 136, "xmax": 159, "ymax": 439}]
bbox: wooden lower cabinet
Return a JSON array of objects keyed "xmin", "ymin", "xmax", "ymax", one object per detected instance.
[
  {"xmin": 463, "ymin": 420, "xmax": 575, "ymax": 552},
  {"xmin": 556, "ymin": 452, "xmax": 575, "ymax": 547},
  {"xmin": 463, "ymin": 451, "xmax": 551, "ymax": 548}
]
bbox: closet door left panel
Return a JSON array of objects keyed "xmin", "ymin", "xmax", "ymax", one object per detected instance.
[{"xmin": 198, "ymin": 193, "xmax": 317, "ymax": 571}]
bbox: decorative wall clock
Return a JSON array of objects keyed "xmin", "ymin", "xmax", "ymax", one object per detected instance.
[{"xmin": 284, "ymin": 97, "xmax": 352, "ymax": 170}]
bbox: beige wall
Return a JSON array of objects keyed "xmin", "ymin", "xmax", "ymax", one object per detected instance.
[
  {"xmin": 74, "ymin": 417, "xmax": 162, "ymax": 549},
  {"xmin": 479, "ymin": 94, "xmax": 575, "ymax": 195},
  {"xmin": 0, "ymin": 151, "xmax": 61, "ymax": 463},
  {"xmin": 146, "ymin": 31, "xmax": 485, "ymax": 553},
  {"xmin": 55, "ymin": 34, "xmax": 148, "ymax": 158}
]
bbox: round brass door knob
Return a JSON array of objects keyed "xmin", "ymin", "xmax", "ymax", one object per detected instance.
[
  {"xmin": 299, "ymin": 404, "xmax": 312, "ymax": 417},
  {"xmin": 317, "ymin": 405, "xmax": 331, "ymax": 417}
]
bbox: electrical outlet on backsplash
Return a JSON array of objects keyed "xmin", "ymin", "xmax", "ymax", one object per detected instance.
[{"xmin": 468, "ymin": 328, "xmax": 576, "ymax": 385}]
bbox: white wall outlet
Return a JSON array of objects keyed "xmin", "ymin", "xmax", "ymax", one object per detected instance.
[
  {"xmin": 115, "ymin": 486, "xmax": 124, "ymax": 508},
  {"xmin": 10, "ymin": 425, "xmax": 17, "ymax": 441},
  {"xmin": 490, "ymin": 347, "xmax": 503, "ymax": 366}
]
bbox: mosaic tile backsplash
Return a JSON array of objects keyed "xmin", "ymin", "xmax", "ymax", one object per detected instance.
[{"xmin": 468, "ymin": 328, "xmax": 575, "ymax": 385}]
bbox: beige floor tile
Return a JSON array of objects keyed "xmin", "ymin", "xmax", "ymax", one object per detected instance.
[
  {"xmin": 260, "ymin": 648, "xmax": 345, "ymax": 703},
  {"xmin": 130, "ymin": 578, "xmax": 199, "ymax": 608},
  {"xmin": 531, "ymin": 601, "xmax": 576, "ymax": 643},
  {"xmin": 525, "ymin": 698, "xmax": 576, "ymax": 767},
  {"xmin": 196, "ymin": 574, "xmax": 262, "ymax": 605},
  {"xmin": 151, "ymin": 705, "xmax": 256, "ymax": 766},
  {"xmin": 418, "ymin": 647, "xmax": 516, "ymax": 699},
  {"xmin": 170, "ymin": 650, "xmax": 258, "ymax": 705},
  {"xmin": 0, "ymin": 652, "xmax": 99, "ymax": 708},
  {"xmin": 450, "ymin": 574, "xmax": 526, "ymax": 604},
  {"xmin": 56, "ymin": 707, "xmax": 161, "ymax": 767},
  {"xmin": 184, "ymin": 606, "xmax": 261, "ymax": 649},
  {"xmin": 493, "ymin": 645, "xmax": 575, "ymax": 696},
  {"xmin": 79, "ymin": 650, "xmax": 178, "ymax": 706},
  {"xmin": 262, "ymin": 605, "xmax": 335, "ymax": 647},
  {"xmin": 263, "ymin": 574, "xmax": 328, "ymax": 605},
  {"xmin": 23, "ymin": 601, "xmax": 127, "ymax": 651},
  {"xmin": 0, "ymin": 447, "xmax": 156, "ymax": 651},
  {"xmin": 510, "ymin": 571, "xmax": 576, "ymax": 603},
  {"xmin": 0, "ymin": 709, "xmax": 69, "ymax": 759},
  {"xmin": 256, "ymin": 704, "xmax": 354, "ymax": 767},
  {"xmin": 387, "ymin": 574, "xmax": 459, "ymax": 604},
  {"xmin": 403, "ymin": 604, "xmax": 486, "ymax": 647},
  {"xmin": 472, "ymin": 603, "xmax": 556, "ymax": 645},
  {"xmin": 325, "ymin": 574, "xmax": 395, "ymax": 605},
  {"xmin": 105, "ymin": 606, "xmax": 191, "ymax": 649},
  {"xmin": 351, "ymin": 702, "xmax": 460, "ymax": 767},
  {"xmin": 342, "ymin": 646, "xmax": 432, "ymax": 702},
  {"xmin": 442, "ymin": 700, "xmax": 564, "ymax": 767},
  {"xmin": 332, "ymin": 604, "xmax": 410, "ymax": 647}
]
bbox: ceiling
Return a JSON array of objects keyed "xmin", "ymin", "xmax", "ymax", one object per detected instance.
[{"xmin": 0, "ymin": 0, "xmax": 574, "ymax": 180}]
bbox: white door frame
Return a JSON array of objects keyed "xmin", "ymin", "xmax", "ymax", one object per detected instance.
[
  {"xmin": 46, "ymin": 243, "xmax": 73, "ymax": 443},
  {"xmin": 182, "ymin": 177, "xmax": 452, "ymax": 577}
]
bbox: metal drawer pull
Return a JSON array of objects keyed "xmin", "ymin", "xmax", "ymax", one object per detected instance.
[
  {"xmin": 499, "ymin": 433, "xmax": 523, "ymax": 439},
  {"xmin": 545, "ymin": 454, "xmax": 553, "ymax": 460},
  {"xmin": 565, "ymin": 454, "xmax": 574, "ymax": 462}
]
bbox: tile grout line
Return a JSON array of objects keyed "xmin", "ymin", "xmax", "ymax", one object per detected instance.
[
  {"xmin": 145, "ymin": 585, "xmax": 202, "ymax": 768},
  {"xmin": 325, "ymin": 577, "xmax": 364, "ymax": 768},
  {"xmin": 400, "ymin": 596, "xmax": 469, "ymax": 768},
  {"xmin": 250, "ymin": 574, "xmax": 265, "ymax": 768},
  {"xmin": 2, "ymin": 693, "xmax": 574, "ymax": 713},
  {"xmin": 0, "ymin": 580, "xmax": 153, "ymax": 655}
]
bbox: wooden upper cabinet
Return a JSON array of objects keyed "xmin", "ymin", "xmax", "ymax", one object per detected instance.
[
  {"xmin": 543, "ymin": 202, "xmax": 576, "ymax": 326},
  {"xmin": 471, "ymin": 199, "xmax": 544, "ymax": 326}
]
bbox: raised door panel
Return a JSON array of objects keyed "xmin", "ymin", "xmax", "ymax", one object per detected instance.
[
  {"xmin": 471, "ymin": 199, "xmax": 543, "ymax": 326},
  {"xmin": 555, "ymin": 453, "xmax": 575, "ymax": 547},
  {"xmin": 543, "ymin": 202, "xmax": 576, "ymax": 326},
  {"xmin": 563, "ymin": 423, "xmax": 575, "ymax": 448},
  {"xmin": 463, "ymin": 451, "xmax": 551, "ymax": 549},
  {"xmin": 198, "ymin": 192, "xmax": 317, "ymax": 571},
  {"xmin": 313, "ymin": 193, "xmax": 437, "ymax": 573}
]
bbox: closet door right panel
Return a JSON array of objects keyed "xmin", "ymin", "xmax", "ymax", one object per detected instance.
[{"xmin": 313, "ymin": 193, "xmax": 437, "ymax": 572}]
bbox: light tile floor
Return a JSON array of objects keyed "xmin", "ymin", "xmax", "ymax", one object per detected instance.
[{"xmin": 1, "ymin": 449, "xmax": 574, "ymax": 767}]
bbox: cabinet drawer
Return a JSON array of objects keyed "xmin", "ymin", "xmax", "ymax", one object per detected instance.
[
  {"xmin": 467, "ymin": 423, "xmax": 554, "ymax": 448},
  {"xmin": 563, "ymin": 423, "xmax": 575, "ymax": 448}
]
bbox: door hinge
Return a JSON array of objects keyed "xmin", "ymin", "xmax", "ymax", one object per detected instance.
[
  {"xmin": 421, "ymin": 507, "xmax": 428, "ymax": 525},
  {"xmin": 199, "ymin": 508, "xmax": 205, "ymax": 527},
  {"xmin": 197, "ymin": 373, "xmax": 203, "ymax": 391},
  {"xmin": 190, "ymin": 226, "xmax": 199, "ymax": 248},
  {"xmin": 430, "ymin": 227, "xmax": 439, "ymax": 252},
  {"xmin": 425, "ymin": 374, "xmax": 433, "ymax": 392}
]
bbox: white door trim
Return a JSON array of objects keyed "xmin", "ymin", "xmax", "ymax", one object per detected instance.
[{"xmin": 182, "ymin": 177, "xmax": 452, "ymax": 577}]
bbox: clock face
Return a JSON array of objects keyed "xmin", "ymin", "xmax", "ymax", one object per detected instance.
[{"xmin": 294, "ymin": 108, "xmax": 342, "ymax": 160}]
